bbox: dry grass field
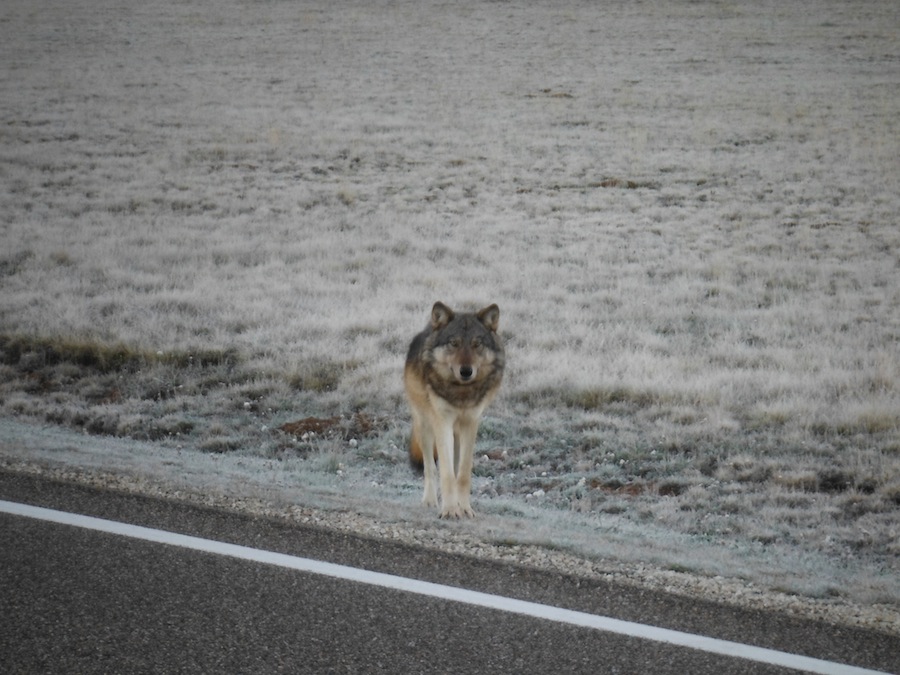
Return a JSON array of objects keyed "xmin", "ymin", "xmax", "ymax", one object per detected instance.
[{"xmin": 2, "ymin": 0, "xmax": 898, "ymax": 610}]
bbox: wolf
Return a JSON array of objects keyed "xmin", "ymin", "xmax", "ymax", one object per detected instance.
[{"xmin": 404, "ymin": 301, "xmax": 505, "ymax": 518}]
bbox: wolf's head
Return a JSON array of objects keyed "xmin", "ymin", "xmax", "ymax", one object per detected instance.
[{"xmin": 429, "ymin": 301, "xmax": 501, "ymax": 385}]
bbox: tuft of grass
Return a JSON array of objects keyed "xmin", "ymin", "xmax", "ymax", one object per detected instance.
[
  {"xmin": 849, "ymin": 411, "xmax": 899, "ymax": 435},
  {"xmin": 198, "ymin": 436, "xmax": 243, "ymax": 453},
  {"xmin": 657, "ymin": 480, "xmax": 690, "ymax": 497},
  {"xmin": 288, "ymin": 360, "xmax": 358, "ymax": 393},
  {"xmin": 564, "ymin": 387, "xmax": 659, "ymax": 411},
  {"xmin": 317, "ymin": 452, "xmax": 345, "ymax": 474},
  {"xmin": 49, "ymin": 251, "xmax": 75, "ymax": 267},
  {"xmin": 816, "ymin": 470, "xmax": 854, "ymax": 494},
  {"xmin": 881, "ymin": 482, "xmax": 900, "ymax": 506},
  {"xmin": 773, "ymin": 471, "xmax": 818, "ymax": 492}
]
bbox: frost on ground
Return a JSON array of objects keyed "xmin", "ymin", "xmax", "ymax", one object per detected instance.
[{"xmin": 1, "ymin": 0, "xmax": 899, "ymax": 632}]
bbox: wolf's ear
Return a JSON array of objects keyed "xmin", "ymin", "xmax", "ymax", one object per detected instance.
[
  {"xmin": 477, "ymin": 304, "xmax": 500, "ymax": 332},
  {"xmin": 431, "ymin": 302, "xmax": 454, "ymax": 330}
]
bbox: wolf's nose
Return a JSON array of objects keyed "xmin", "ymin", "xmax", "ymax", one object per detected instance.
[{"xmin": 459, "ymin": 366, "xmax": 474, "ymax": 380}]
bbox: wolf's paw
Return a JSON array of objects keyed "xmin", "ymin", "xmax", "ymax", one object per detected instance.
[
  {"xmin": 421, "ymin": 481, "xmax": 438, "ymax": 508},
  {"xmin": 439, "ymin": 506, "xmax": 460, "ymax": 519},
  {"xmin": 439, "ymin": 504, "xmax": 476, "ymax": 519}
]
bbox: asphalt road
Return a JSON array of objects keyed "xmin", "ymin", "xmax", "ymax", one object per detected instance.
[{"xmin": 0, "ymin": 471, "xmax": 896, "ymax": 674}]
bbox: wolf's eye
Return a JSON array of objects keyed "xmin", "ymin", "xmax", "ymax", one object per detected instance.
[
  {"xmin": 449, "ymin": 337, "xmax": 462, "ymax": 348},
  {"xmin": 471, "ymin": 338, "xmax": 482, "ymax": 350}
]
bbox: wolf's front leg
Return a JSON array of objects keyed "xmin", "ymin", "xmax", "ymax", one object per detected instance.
[
  {"xmin": 422, "ymin": 476, "xmax": 438, "ymax": 508},
  {"xmin": 416, "ymin": 421, "xmax": 438, "ymax": 508},
  {"xmin": 454, "ymin": 420, "xmax": 479, "ymax": 518},
  {"xmin": 434, "ymin": 424, "xmax": 463, "ymax": 518}
]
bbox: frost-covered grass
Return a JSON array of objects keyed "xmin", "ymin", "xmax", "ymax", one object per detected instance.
[{"xmin": 1, "ymin": 0, "xmax": 899, "ymax": 606}]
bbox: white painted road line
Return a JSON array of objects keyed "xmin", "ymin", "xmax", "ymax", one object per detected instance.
[{"xmin": 1, "ymin": 500, "xmax": 888, "ymax": 675}]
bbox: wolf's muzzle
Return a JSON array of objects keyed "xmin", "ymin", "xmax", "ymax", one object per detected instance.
[{"xmin": 458, "ymin": 366, "xmax": 474, "ymax": 381}]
